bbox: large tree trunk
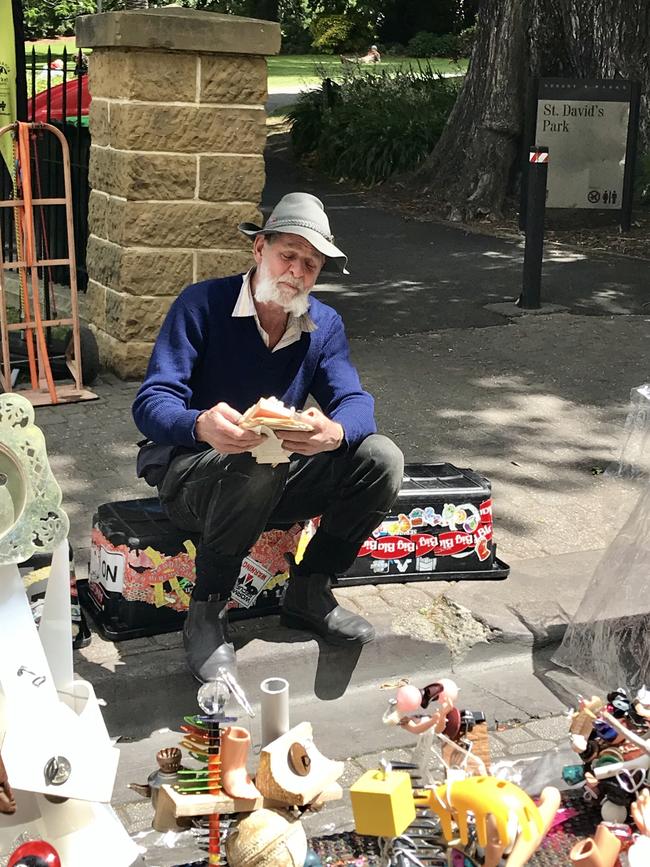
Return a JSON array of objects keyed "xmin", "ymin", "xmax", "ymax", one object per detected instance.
[
  {"xmin": 549, "ymin": 1, "xmax": 650, "ymax": 147},
  {"xmin": 416, "ymin": 0, "xmax": 649, "ymax": 221}
]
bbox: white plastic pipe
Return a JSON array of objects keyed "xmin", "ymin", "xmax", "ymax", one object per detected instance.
[{"xmin": 260, "ymin": 677, "xmax": 290, "ymax": 748}]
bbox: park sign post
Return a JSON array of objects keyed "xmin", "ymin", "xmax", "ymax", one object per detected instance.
[{"xmin": 533, "ymin": 78, "xmax": 640, "ymax": 230}]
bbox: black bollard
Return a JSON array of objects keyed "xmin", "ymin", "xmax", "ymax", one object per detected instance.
[{"xmin": 519, "ymin": 146, "xmax": 548, "ymax": 310}]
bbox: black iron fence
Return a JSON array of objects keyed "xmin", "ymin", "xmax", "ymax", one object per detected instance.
[{"xmin": 0, "ymin": 46, "xmax": 90, "ymax": 303}]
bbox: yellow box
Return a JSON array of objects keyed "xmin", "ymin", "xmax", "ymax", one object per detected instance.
[{"xmin": 349, "ymin": 769, "xmax": 416, "ymax": 838}]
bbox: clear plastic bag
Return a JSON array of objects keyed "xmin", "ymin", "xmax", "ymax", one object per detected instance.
[
  {"xmin": 553, "ymin": 481, "xmax": 650, "ymax": 691},
  {"xmin": 605, "ymin": 384, "xmax": 650, "ymax": 479},
  {"xmin": 490, "ymin": 746, "xmax": 575, "ymax": 794}
]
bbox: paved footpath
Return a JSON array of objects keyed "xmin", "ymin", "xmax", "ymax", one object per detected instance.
[
  {"xmin": 24, "ymin": 132, "xmax": 650, "ymax": 858},
  {"xmin": 116, "ymin": 710, "xmax": 576, "ymax": 866}
]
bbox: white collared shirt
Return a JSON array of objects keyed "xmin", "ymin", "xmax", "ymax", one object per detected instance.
[{"xmin": 232, "ymin": 268, "xmax": 317, "ymax": 352}]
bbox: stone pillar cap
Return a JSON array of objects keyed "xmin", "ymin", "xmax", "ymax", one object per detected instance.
[{"xmin": 76, "ymin": 8, "xmax": 281, "ymax": 56}]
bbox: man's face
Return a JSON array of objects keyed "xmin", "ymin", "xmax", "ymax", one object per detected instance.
[{"xmin": 253, "ymin": 233, "xmax": 325, "ymax": 315}]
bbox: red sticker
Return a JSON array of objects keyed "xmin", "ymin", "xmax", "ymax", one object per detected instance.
[
  {"xmin": 358, "ymin": 535, "xmax": 416, "ymax": 559},
  {"xmin": 479, "ymin": 499, "xmax": 493, "ymax": 522},
  {"xmin": 476, "ymin": 538, "xmax": 491, "ymax": 561}
]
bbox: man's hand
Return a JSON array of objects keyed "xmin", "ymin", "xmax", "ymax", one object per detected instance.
[
  {"xmin": 195, "ymin": 402, "xmax": 263, "ymax": 454},
  {"xmin": 277, "ymin": 407, "xmax": 344, "ymax": 456}
]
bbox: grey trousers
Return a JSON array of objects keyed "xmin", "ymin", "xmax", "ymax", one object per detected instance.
[{"xmin": 158, "ymin": 434, "xmax": 404, "ymax": 599}]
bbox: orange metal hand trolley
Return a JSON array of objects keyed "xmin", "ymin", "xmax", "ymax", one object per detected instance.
[{"xmin": 0, "ymin": 120, "xmax": 97, "ymax": 405}]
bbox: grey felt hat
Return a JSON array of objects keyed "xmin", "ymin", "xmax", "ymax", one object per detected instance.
[{"xmin": 239, "ymin": 192, "xmax": 348, "ymax": 274}]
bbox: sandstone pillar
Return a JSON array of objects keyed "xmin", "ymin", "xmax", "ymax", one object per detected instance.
[{"xmin": 76, "ymin": 9, "xmax": 280, "ymax": 378}]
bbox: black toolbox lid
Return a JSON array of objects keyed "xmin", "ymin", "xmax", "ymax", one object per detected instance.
[{"xmin": 400, "ymin": 463, "xmax": 490, "ymax": 498}]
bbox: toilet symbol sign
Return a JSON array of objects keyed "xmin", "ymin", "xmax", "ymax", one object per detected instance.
[{"xmin": 587, "ymin": 189, "xmax": 618, "ymax": 205}]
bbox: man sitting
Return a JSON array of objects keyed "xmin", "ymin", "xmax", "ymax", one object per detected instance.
[{"xmin": 133, "ymin": 192, "xmax": 403, "ymax": 683}]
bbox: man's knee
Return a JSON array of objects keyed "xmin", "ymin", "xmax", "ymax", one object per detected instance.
[
  {"xmin": 354, "ymin": 434, "xmax": 404, "ymax": 498},
  {"xmin": 218, "ymin": 452, "xmax": 289, "ymax": 503}
]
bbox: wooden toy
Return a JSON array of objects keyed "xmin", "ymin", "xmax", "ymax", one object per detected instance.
[
  {"xmin": 255, "ymin": 721, "xmax": 343, "ymax": 806},
  {"xmin": 349, "ymin": 762, "xmax": 416, "ymax": 838}
]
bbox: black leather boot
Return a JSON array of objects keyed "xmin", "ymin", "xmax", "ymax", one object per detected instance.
[
  {"xmin": 280, "ymin": 559, "xmax": 375, "ymax": 645},
  {"xmin": 183, "ymin": 596, "xmax": 237, "ymax": 683}
]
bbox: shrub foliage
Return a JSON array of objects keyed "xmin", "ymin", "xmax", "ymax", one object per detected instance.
[
  {"xmin": 288, "ymin": 66, "xmax": 460, "ymax": 185},
  {"xmin": 408, "ymin": 26, "xmax": 476, "ymax": 60},
  {"xmin": 310, "ymin": 13, "xmax": 373, "ymax": 54},
  {"xmin": 23, "ymin": 0, "xmax": 96, "ymax": 38}
]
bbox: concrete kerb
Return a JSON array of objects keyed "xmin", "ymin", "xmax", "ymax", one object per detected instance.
[
  {"xmin": 77, "ymin": 613, "xmax": 540, "ymax": 741},
  {"xmin": 74, "ymin": 545, "xmax": 602, "ymax": 738}
]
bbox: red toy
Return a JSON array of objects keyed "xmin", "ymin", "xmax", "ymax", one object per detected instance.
[{"xmin": 8, "ymin": 841, "xmax": 61, "ymax": 867}]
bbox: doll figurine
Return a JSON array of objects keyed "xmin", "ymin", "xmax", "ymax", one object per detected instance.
[{"xmin": 384, "ymin": 678, "xmax": 461, "ymax": 738}]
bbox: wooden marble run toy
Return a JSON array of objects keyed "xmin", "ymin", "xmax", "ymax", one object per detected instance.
[{"xmin": 133, "ymin": 671, "xmax": 341, "ymax": 866}]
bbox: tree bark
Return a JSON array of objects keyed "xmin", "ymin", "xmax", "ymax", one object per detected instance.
[{"xmin": 415, "ymin": 0, "xmax": 649, "ymax": 221}]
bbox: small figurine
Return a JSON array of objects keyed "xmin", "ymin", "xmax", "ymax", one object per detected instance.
[
  {"xmin": 569, "ymin": 695, "xmax": 604, "ymax": 753},
  {"xmin": 383, "ymin": 678, "xmax": 460, "ymax": 737}
]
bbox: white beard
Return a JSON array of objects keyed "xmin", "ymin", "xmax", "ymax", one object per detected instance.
[{"xmin": 254, "ymin": 262, "xmax": 310, "ymax": 317}]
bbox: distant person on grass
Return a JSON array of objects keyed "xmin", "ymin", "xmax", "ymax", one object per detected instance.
[
  {"xmin": 133, "ymin": 192, "xmax": 403, "ymax": 683},
  {"xmin": 341, "ymin": 44, "xmax": 381, "ymax": 65}
]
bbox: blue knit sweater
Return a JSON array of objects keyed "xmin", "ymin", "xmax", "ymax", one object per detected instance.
[{"xmin": 132, "ymin": 274, "xmax": 376, "ymax": 449}]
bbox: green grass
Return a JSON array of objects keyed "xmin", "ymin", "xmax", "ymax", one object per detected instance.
[
  {"xmin": 267, "ymin": 54, "xmax": 467, "ymax": 89},
  {"xmin": 24, "ymin": 43, "xmax": 467, "ymax": 90},
  {"xmin": 26, "ymin": 37, "xmax": 84, "ymax": 67}
]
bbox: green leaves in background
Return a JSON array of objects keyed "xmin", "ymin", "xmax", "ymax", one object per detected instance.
[{"xmin": 288, "ymin": 65, "xmax": 461, "ymax": 185}]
